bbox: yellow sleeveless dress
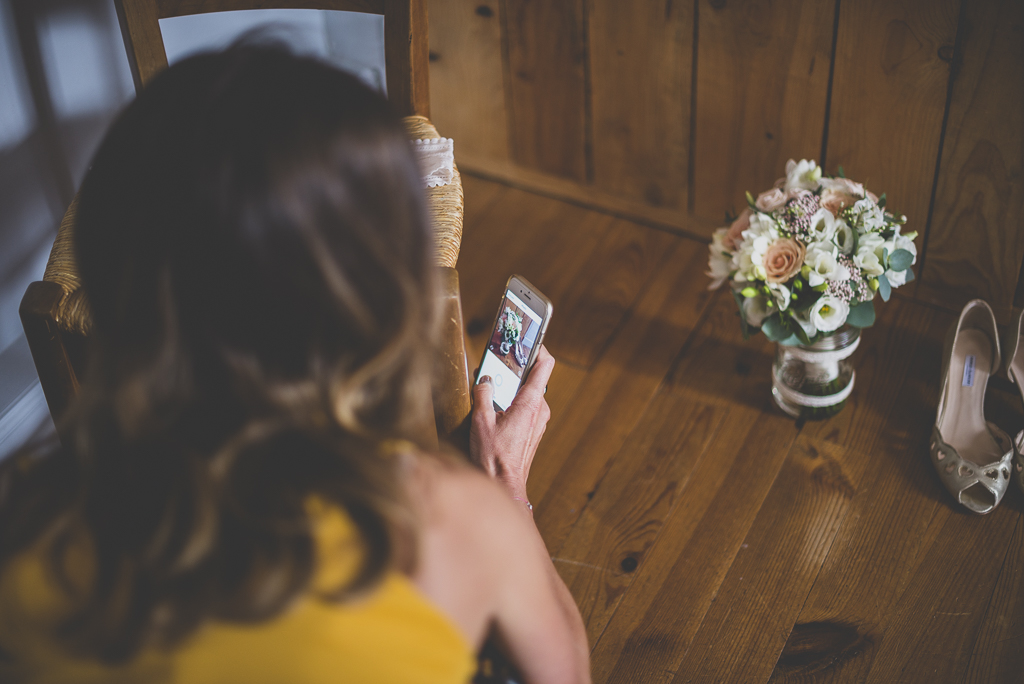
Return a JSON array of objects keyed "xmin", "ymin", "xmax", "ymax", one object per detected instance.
[{"xmin": 0, "ymin": 503, "xmax": 476, "ymax": 684}]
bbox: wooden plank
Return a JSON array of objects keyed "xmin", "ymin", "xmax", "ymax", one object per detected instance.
[
  {"xmin": 427, "ymin": 0, "xmax": 510, "ymax": 161},
  {"xmin": 692, "ymin": 0, "xmax": 835, "ymax": 224},
  {"xmin": 587, "ymin": 0, "xmax": 692, "ymax": 213},
  {"xmin": 589, "ymin": 405, "xmax": 800, "ymax": 683},
  {"xmin": 543, "ymin": 217, "xmax": 677, "ymax": 368},
  {"xmin": 552, "ymin": 391, "xmax": 726, "ymax": 648},
  {"xmin": 528, "ymin": 240, "xmax": 716, "ymax": 550},
  {"xmin": 767, "ymin": 305, "xmax": 949, "ymax": 682},
  {"xmin": 917, "ymin": 0, "xmax": 1024, "ymax": 324},
  {"xmin": 962, "ymin": 517, "xmax": 1024, "ymax": 684},
  {"xmin": 860, "ymin": 504, "xmax": 1019, "ymax": 683},
  {"xmin": 503, "ymin": 0, "xmax": 588, "ymax": 180},
  {"xmin": 825, "ymin": 0, "xmax": 959, "ymax": 276},
  {"xmin": 459, "ymin": 157, "xmax": 718, "ymax": 240},
  {"xmin": 672, "ymin": 435, "xmax": 867, "ymax": 684}
]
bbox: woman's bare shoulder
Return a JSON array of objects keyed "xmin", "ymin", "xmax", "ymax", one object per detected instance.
[{"xmin": 400, "ymin": 451, "xmax": 534, "ymax": 647}]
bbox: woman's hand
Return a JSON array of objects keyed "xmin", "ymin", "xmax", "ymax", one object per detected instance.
[{"xmin": 470, "ymin": 345, "xmax": 555, "ymax": 501}]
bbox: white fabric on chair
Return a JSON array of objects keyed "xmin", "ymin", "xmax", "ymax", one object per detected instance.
[{"xmin": 412, "ymin": 137, "xmax": 455, "ymax": 188}]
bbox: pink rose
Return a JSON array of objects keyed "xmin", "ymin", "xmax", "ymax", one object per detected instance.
[
  {"xmin": 819, "ymin": 177, "xmax": 865, "ymax": 217},
  {"xmin": 820, "ymin": 177, "xmax": 864, "ymax": 196},
  {"xmin": 724, "ymin": 209, "xmax": 751, "ymax": 251},
  {"xmin": 764, "ymin": 238, "xmax": 806, "ymax": 284},
  {"xmin": 756, "ymin": 188, "xmax": 788, "ymax": 213},
  {"xmin": 821, "ymin": 188, "xmax": 859, "ymax": 217},
  {"xmin": 867, "ymin": 190, "xmax": 879, "ymax": 203}
]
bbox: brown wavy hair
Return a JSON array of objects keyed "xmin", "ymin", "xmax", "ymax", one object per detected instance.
[{"xmin": 0, "ymin": 44, "xmax": 438, "ymax": 663}]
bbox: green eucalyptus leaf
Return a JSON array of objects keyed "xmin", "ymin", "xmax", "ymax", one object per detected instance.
[
  {"xmin": 761, "ymin": 314, "xmax": 791, "ymax": 342},
  {"xmin": 882, "ymin": 247, "xmax": 889, "ymax": 269},
  {"xmin": 777, "ymin": 333, "xmax": 802, "ymax": 347},
  {"xmin": 888, "ymin": 248, "xmax": 914, "ymax": 271},
  {"xmin": 903, "ymin": 268, "xmax": 916, "ymax": 283},
  {"xmin": 847, "ymin": 299, "xmax": 876, "ymax": 328},
  {"xmin": 789, "ymin": 316, "xmax": 812, "ymax": 345},
  {"xmin": 837, "ymin": 165, "xmax": 845, "ymax": 178},
  {"xmin": 877, "ymin": 192, "xmax": 887, "ymax": 208},
  {"xmin": 877, "ymin": 273, "xmax": 892, "ymax": 302}
]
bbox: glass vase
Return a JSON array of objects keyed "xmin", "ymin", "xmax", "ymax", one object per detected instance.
[{"xmin": 771, "ymin": 327, "xmax": 860, "ymax": 420}]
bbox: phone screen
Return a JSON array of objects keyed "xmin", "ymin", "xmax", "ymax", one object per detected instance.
[{"xmin": 478, "ymin": 288, "xmax": 544, "ymax": 411}]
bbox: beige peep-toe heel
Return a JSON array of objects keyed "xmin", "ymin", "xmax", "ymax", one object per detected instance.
[
  {"xmin": 1004, "ymin": 307, "xmax": 1024, "ymax": 493},
  {"xmin": 931, "ymin": 299, "xmax": 1013, "ymax": 514}
]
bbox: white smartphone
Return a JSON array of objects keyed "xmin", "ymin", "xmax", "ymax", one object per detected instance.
[{"xmin": 475, "ymin": 275, "xmax": 553, "ymax": 412}]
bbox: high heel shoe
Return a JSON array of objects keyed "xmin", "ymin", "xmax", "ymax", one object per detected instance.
[
  {"xmin": 1003, "ymin": 307, "xmax": 1024, "ymax": 493},
  {"xmin": 931, "ymin": 299, "xmax": 1013, "ymax": 514}
]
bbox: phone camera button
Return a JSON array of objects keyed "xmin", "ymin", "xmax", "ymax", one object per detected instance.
[{"xmin": 494, "ymin": 375, "xmax": 503, "ymax": 386}]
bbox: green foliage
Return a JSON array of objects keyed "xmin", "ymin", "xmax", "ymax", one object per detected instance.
[
  {"xmin": 877, "ymin": 192, "xmax": 887, "ymax": 208},
  {"xmin": 877, "ymin": 273, "xmax": 892, "ymax": 302},
  {"xmin": 888, "ymin": 248, "xmax": 914, "ymax": 271},
  {"xmin": 846, "ymin": 300, "xmax": 876, "ymax": 328},
  {"xmin": 732, "ymin": 289, "xmax": 751, "ymax": 339},
  {"xmin": 837, "ymin": 165, "xmax": 845, "ymax": 178}
]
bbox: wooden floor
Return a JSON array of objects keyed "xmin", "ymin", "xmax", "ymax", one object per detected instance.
[{"xmin": 456, "ymin": 175, "xmax": 1024, "ymax": 684}]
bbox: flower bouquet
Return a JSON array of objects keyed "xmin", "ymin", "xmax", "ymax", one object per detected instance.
[
  {"xmin": 708, "ymin": 159, "xmax": 916, "ymax": 344},
  {"xmin": 499, "ymin": 307, "xmax": 523, "ymax": 356},
  {"xmin": 708, "ymin": 159, "xmax": 916, "ymax": 418}
]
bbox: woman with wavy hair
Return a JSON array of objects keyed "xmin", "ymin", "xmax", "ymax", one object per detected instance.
[{"xmin": 0, "ymin": 44, "xmax": 589, "ymax": 684}]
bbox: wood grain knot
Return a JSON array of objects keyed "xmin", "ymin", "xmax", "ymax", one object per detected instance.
[
  {"xmin": 467, "ymin": 317, "xmax": 487, "ymax": 336},
  {"xmin": 812, "ymin": 457, "xmax": 855, "ymax": 499},
  {"xmin": 620, "ymin": 556, "xmax": 638, "ymax": 573},
  {"xmin": 475, "ymin": 5, "xmax": 494, "ymax": 18},
  {"xmin": 429, "ymin": 51, "xmax": 440, "ymax": 62},
  {"xmin": 774, "ymin": 621, "xmax": 872, "ymax": 676}
]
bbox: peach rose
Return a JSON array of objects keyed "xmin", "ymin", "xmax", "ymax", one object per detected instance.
[
  {"xmin": 821, "ymin": 188, "xmax": 860, "ymax": 217},
  {"xmin": 763, "ymin": 238, "xmax": 806, "ymax": 284},
  {"xmin": 724, "ymin": 209, "xmax": 751, "ymax": 251},
  {"xmin": 756, "ymin": 188, "xmax": 788, "ymax": 213},
  {"xmin": 820, "ymin": 178, "xmax": 865, "ymax": 217}
]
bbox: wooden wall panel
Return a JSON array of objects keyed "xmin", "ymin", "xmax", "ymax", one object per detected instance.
[
  {"xmin": 917, "ymin": 0, "xmax": 1024, "ymax": 322},
  {"xmin": 825, "ymin": 0, "xmax": 959, "ymax": 259},
  {"xmin": 427, "ymin": 0, "xmax": 509, "ymax": 161},
  {"xmin": 587, "ymin": 0, "xmax": 692, "ymax": 214},
  {"xmin": 692, "ymin": 0, "xmax": 835, "ymax": 226},
  {"xmin": 503, "ymin": 0, "xmax": 588, "ymax": 181}
]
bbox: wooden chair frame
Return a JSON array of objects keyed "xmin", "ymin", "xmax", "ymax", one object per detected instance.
[{"xmin": 115, "ymin": 0, "xmax": 430, "ymax": 117}]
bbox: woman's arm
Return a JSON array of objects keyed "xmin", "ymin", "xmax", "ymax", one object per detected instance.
[{"xmin": 469, "ymin": 346, "xmax": 591, "ymax": 683}]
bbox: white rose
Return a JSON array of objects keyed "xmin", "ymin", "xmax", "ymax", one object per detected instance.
[
  {"xmin": 810, "ymin": 295, "xmax": 850, "ymax": 333},
  {"xmin": 805, "ymin": 241, "xmax": 851, "ymax": 287},
  {"xmin": 807, "ymin": 208, "xmax": 837, "ymax": 243},
  {"xmin": 833, "ymin": 219, "xmax": 855, "ymax": 255},
  {"xmin": 784, "ymin": 159, "xmax": 822, "ymax": 192},
  {"xmin": 707, "ymin": 228, "xmax": 733, "ymax": 290},
  {"xmin": 742, "ymin": 294, "xmax": 771, "ymax": 327}
]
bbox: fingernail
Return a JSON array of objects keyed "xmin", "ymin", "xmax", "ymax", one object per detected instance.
[{"xmin": 479, "ymin": 375, "xmax": 492, "ymax": 385}]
